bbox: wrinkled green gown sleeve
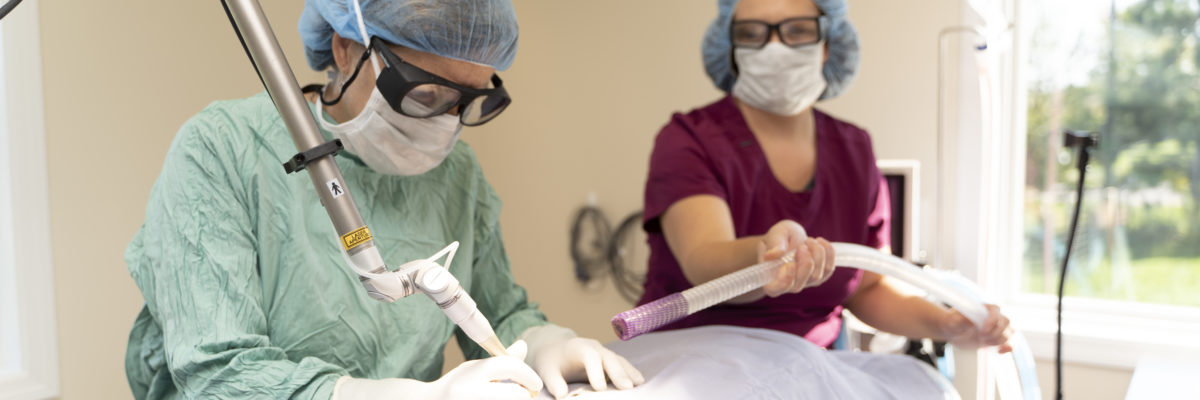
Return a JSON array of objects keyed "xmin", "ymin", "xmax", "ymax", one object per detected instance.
[{"xmin": 126, "ymin": 112, "xmax": 344, "ymax": 399}]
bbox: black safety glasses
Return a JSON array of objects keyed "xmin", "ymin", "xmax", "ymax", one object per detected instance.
[
  {"xmin": 321, "ymin": 37, "xmax": 512, "ymax": 127},
  {"xmin": 371, "ymin": 37, "xmax": 511, "ymax": 126},
  {"xmin": 730, "ymin": 16, "xmax": 824, "ymax": 49}
]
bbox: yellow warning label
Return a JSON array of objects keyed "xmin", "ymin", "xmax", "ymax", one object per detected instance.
[{"xmin": 341, "ymin": 226, "xmax": 372, "ymax": 251}]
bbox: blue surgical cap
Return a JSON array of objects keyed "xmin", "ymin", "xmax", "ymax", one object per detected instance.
[
  {"xmin": 702, "ymin": 0, "xmax": 860, "ymax": 100},
  {"xmin": 299, "ymin": 0, "xmax": 519, "ymax": 71}
]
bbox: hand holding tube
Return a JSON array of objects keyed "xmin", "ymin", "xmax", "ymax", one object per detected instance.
[
  {"xmin": 938, "ymin": 304, "xmax": 1014, "ymax": 353},
  {"xmin": 758, "ymin": 220, "xmax": 836, "ymax": 297}
]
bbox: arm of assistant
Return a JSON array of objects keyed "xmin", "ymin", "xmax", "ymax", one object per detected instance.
[
  {"xmin": 844, "ymin": 272, "xmax": 951, "ymax": 339},
  {"xmin": 660, "ymin": 195, "xmax": 836, "ymax": 303},
  {"xmin": 843, "ymin": 175, "xmax": 1011, "ymax": 351},
  {"xmin": 646, "ymin": 120, "xmax": 833, "ymax": 303},
  {"xmin": 844, "ymin": 272, "xmax": 1012, "ymax": 352}
]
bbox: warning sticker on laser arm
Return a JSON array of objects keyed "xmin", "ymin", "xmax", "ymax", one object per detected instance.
[{"xmin": 341, "ymin": 226, "xmax": 372, "ymax": 251}]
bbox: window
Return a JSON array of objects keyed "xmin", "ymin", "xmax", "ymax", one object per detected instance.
[
  {"xmin": 1003, "ymin": 0, "xmax": 1200, "ymax": 368},
  {"xmin": 0, "ymin": 1, "xmax": 60, "ymax": 398},
  {"xmin": 1022, "ymin": 0, "xmax": 1200, "ymax": 308}
]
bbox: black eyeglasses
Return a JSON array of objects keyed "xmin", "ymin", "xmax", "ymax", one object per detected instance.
[
  {"xmin": 730, "ymin": 16, "xmax": 824, "ymax": 49},
  {"xmin": 322, "ymin": 37, "xmax": 512, "ymax": 127}
]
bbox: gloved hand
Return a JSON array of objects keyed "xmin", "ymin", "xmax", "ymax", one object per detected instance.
[
  {"xmin": 758, "ymin": 220, "xmax": 836, "ymax": 297},
  {"xmin": 332, "ymin": 340, "xmax": 542, "ymax": 400},
  {"xmin": 520, "ymin": 324, "xmax": 645, "ymax": 399},
  {"xmin": 938, "ymin": 304, "xmax": 1015, "ymax": 354}
]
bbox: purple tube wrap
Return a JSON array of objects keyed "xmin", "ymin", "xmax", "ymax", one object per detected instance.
[{"xmin": 611, "ymin": 292, "xmax": 689, "ymax": 340}]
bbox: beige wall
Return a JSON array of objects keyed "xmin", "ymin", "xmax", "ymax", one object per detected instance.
[{"xmin": 33, "ymin": 0, "xmax": 1130, "ymax": 398}]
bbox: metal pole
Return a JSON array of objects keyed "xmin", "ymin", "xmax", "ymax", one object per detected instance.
[{"xmin": 223, "ymin": 0, "xmax": 398, "ymax": 293}]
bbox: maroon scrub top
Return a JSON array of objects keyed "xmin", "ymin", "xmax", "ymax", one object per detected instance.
[{"xmin": 639, "ymin": 95, "xmax": 891, "ymax": 347}]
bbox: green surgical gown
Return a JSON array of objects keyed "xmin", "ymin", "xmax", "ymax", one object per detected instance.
[{"xmin": 124, "ymin": 92, "xmax": 548, "ymax": 399}]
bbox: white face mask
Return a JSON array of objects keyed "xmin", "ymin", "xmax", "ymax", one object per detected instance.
[
  {"xmin": 317, "ymin": 66, "xmax": 463, "ymax": 176},
  {"xmin": 317, "ymin": 0, "xmax": 462, "ymax": 177},
  {"xmin": 731, "ymin": 42, "xmax": 827, "ymax": 116}
]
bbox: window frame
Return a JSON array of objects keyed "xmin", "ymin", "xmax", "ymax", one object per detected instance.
[
  {"xmin": 0, "ymin": 0, "xmax": 61, "ymax": 398},
  {"xmin": 989, "ymin": 0, "xmax": 1200, "ymax": 370}
]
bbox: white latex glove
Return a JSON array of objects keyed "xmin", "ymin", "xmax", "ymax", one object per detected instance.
[
  {"xmin": 757, "ymin": 220, "xmax": 836, "ymax": 297},
  {"xmin": 332, "ymin": 340, "xmax": 542, "ymax": 400},
  {"xmin": 520, "ymin": 324, "xmax": 646, "ymax": 399}
]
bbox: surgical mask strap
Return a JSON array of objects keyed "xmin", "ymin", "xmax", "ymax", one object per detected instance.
[
  {"xmin": 350, "ymin": 0, "xmax": 382, "ymax": 74},
  {"xmin": 319, "ymin": 45, "xmax": 374, "ymax": 106},
  {"xmin": 321, "ymin": 0, "xmax": 384, "ymax": 107}
]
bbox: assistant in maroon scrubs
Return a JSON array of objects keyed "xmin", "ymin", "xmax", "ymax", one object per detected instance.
[
  {"xmin": 637, "ymin": 0, "xmax": 1013, "ymax": 353},
  {"xmin": 639, "ymin": 95, "xmax": 890, "ymax": 347}
]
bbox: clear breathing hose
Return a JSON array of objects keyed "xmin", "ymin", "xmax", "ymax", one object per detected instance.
[{"xmin": 612, "ymin": 242, "xmax": 990, "ymax": 341}]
